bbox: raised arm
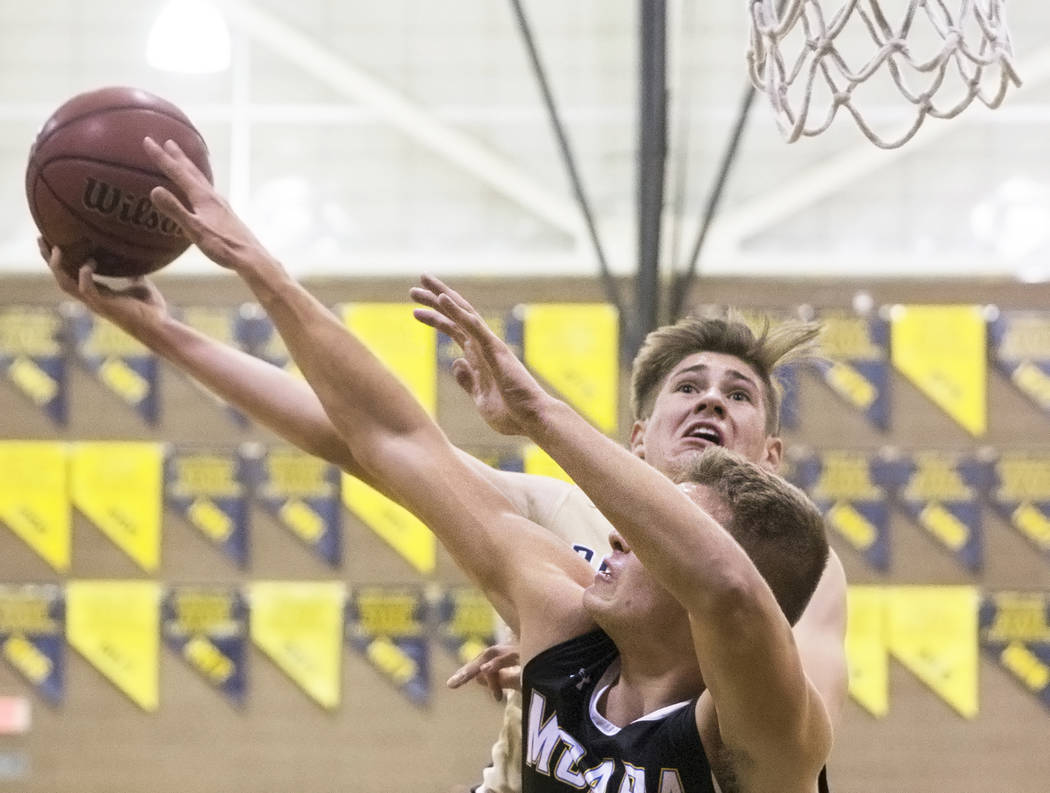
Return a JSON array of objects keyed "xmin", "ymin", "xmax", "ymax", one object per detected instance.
[
  {"xmin": 142, "ymin": 138, "xmax": 595, "ymax": 658},
  {"xmin": 413, "ymin": 276, "xmax": 831, "ymax": 786},
  {"xmin": 44, "ymin": 242, "xmax": 366, "ymax": 475},
  {"xmin": 43, "ymin": 242, "xmax": 577, "ymax": 523}
]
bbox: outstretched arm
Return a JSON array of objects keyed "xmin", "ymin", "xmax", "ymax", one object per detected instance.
[
  {"xmin": 413, "ymin": 275, "xmax": 831, "ymax": 785},
  {"xmin": 142, "ymin": 138, "xmax": 595, "ymax": 659},
  {"xmin": 42, "ymin": 242, "xmax": 574, "ymax": 516},
  {"xmin": 43, "ymin": 241, "xmax": 366, "ymax": 477}
]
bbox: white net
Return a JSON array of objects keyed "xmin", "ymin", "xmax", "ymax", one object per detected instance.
[{"xmin": 747, "ymin": 0, "xmax": 1021, "ymax": 148}]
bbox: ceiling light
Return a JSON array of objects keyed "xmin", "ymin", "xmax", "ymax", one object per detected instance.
[{"xmin": 146, "ymin": 0, "xmax": 231, "ymax": 74}]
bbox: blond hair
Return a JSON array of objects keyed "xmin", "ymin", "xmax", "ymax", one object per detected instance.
[
  {"xmin": 630, "ymin": 311, "xmax": 822, "ymax": 434},
  {"xmin": 684, "ymin": 446, "xmax": 828, "ymax": 624}
]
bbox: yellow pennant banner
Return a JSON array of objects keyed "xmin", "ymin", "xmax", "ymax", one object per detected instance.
[
  {"xmin": 66, "ymin": 580, "xmax": 160, "ymax": 711},
  {"xmin": 70, "ymin": 442, "xmax": 164, "ymax": 572},
  {"xmin": 342, "ymin": 476, "xmax": 435, "ymax": 574},
  {"xmin": 340, "ymin": 303, "xmax": 436, "ymax": 573},
  {"xmin": 340, "ymin": 303, "xmax": 436, "ymax": 414},
  {"xmin": 249, "ymin": 581, "xmax": 345, "ymax": 710},
  {"xmin": 845, "ymin": 586, "xmax": 889, "ymax": 717},
  {"xmin": 523, "ymin": 444, "xmax": 574, "ymax": 485},
  {"xmin": 0, "ymin": 442, "xmax": 70, "ymax": 571},
  {"xmin": 523, "ymin": 304, "xmax": 619, "ymax": 434},
  {"xmin": 887, "ymin": 586, "xmax": 979, "ymax": 718},
  {"xmin": 890, "ymin": 305, "xmax": 986, "ymax": 436}
]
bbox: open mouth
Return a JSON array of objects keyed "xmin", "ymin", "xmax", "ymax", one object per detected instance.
[{"xmin": 683, "ymin": 424, "xmax": 723, "ymax": 446}]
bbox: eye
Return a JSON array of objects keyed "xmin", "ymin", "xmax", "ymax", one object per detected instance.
[
  {"xmin": 674, "ymin": 382, "xmax": 697, "ymax": 394},
  {"xmin": 729, "ymin": 390, "xmax": 752, "ymax": 402}
]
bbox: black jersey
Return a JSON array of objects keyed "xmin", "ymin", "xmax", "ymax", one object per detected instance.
[{"xmin": 521, "ymin": 629, "xmax": 716, "ymax": 793}]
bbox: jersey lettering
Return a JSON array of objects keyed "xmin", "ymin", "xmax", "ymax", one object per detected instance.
[
  {"xmin": 526, "ymin": 690, "xmax": 564, "ymax": 774},
  {"xmin": 528, "ymin": 690, "xmax": 687, "ymax": 791},
  {"xmin": 618, "ymin": 763, "xmax": 646, "ymax": 792},
  {"xmin": 584, "ymin": 761, "xmax": 616, "ymax": 793},
  {"xmin": 572, "ymin": 544, "xmax": 595, "ymax": 563},
  {"xmin": 554, "ymin": 740, "xmax": 587, "ymax": 787},
  {"xmin": 659, "ymin": 769, "xmax": 686, "ymax": 793}
]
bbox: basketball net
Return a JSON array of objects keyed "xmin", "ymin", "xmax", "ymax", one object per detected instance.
[{"xmin": 747, "ymin": 0, "xmax": 1021, "ymax": 148}]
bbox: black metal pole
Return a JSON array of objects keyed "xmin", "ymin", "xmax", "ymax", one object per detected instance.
[
  {"xmin": 507, "ymin": 0, "xmax": 625, "ymax": 330},
  {"xmin": 669, "ymin": 82, "xmax": 757, "ymax": 321},
  {"xmin": 635, "ymin": 0, "xmax": 668, "ymax": 354}
]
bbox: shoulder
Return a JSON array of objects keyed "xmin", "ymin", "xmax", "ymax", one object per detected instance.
[
  {"xmin": 534, "ymin": 483, "xmax": 613, "ymax": 556},
  {"xmin": 796, "ymin": 549, "xmax": 847, "ymax": 638},
  {"xmin": 482, "ymin": 464, "xmax": 614, "ymax": 560}
]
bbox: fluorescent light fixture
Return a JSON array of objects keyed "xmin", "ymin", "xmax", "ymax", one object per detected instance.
[{"xmin": 147, "ymin": 0, "xmax": 231, "ymax": 74}]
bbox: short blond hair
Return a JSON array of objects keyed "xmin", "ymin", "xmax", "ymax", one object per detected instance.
[
  {"xmin": 684, "ymin": 446, "xmax": 828, "ymax": 625},
  {"xmin": 630, "ymin": 312, "xmax": 822, "ymax": 434}
]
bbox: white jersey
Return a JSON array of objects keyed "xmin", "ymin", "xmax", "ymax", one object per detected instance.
[{"xmin": 476, "ymin": 481, "xmax": 613, "ymax": 793}]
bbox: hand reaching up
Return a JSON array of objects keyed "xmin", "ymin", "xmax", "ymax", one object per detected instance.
[
  {"xmin": 411, "ymin": 274, "xmax": 554, "ymax": 434},
  {"xmin": 144, "ymin": 137, "xmax": 271, "ymax": 273}
]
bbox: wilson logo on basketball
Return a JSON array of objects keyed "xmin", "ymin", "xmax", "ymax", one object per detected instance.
[{"xmin": 81, "ymin": 177, "xmax": 185, "ymax": 238}]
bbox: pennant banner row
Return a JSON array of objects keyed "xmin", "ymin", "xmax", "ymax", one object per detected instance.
[
  {"xmin": 5, "ymin": 302, "xmax": 1050, "ymax": 437},
  {"xmin": 786, "ymin": 447, "xmax": 1050, "ymax": 571},
  {"xmin": 2, "ymin": 583, "xmax": 1047, "ymax": 719},
  {"xmin": 0, "ymin": 302, "xmax": 619, "ymax": 434},
  {"xmin": 0, "ymin": 582, "xmax": 495, "ymax": 711},
  {"xmin": 1, "ymin": 441, "xmax": 1047, "ymax": 575},
  {"xmin": 0, "ymin": 440, "xmax": 580, "ymax": 576}
]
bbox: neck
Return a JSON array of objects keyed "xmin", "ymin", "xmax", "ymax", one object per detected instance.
[{"xmin": 598, "ymin": 624, "xmax": 704, "ymax": 725}]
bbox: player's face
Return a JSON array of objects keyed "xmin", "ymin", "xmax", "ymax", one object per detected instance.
[
  {"xmin": 583, "ymin": 484, "xmax": 730, "ymax": 640},
  {"xmin": 584, "ymin": 528, "xmax": 685, "ymax": 631},
  {"xmin": 630, "ymin": 352, "xmax": 781, "ymax": 476}
]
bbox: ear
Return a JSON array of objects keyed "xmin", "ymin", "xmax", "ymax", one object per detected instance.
[
  {"xmin": 629, "ymin": 419, "xmax": 647, "ymax": 459},
  {"xmin": 762, "ymin": 436, "xmax": 783, "ymax": 471}
]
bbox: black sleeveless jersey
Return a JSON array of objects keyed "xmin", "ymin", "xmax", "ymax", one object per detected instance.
[{"xmin": 521, "ymin": 629, "xmax": 716, "ymax": 793}]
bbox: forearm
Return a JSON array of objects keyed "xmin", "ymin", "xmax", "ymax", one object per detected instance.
[
  {"xmin": 526, "ymin": 399, "xmax": 764, "ymax": 608},
  {"xmin": 137, "ymin": 312, "xmax": 362, "ymax": 473},
  {"xmin": 235, "ymin": 258, "xmax": 437, "ymax": 455}
]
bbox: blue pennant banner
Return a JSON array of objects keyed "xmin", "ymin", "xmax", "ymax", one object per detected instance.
[
  {"xmin": 791, "ymin": 449, "xmax": 892, "ymax": 571},
  {"xmin": 162, "ymin": 586, "xmax": 248, "ymax": 705},
  {"xmin": 249, "ymin": 447, "xmax": 342, "ymax": 567},
  {"xmin": 433, "ymin": 586, "xmax": 498, "ymax": 666},
  {"xmin": 66, "ymin": 306, "xmax": 159, "ymax": 424},
  {"xmin": 979, "ymin": 591, "xmax": 1050, "ymax": 712},
  {"xmin": 988, "ymin": 310, "xmax": 1050, "ymax": 416},
  {"xmin": 347, "ymin": 586, "xmax": 429, "ymax": 707},
  {"xmin": 166, "ymin": 448, "xmax": 250, "ymax": 568},
  {"xmin": 881, "ymin": 452, "xmax": 987, "ymax": 573},
  {"xmin": 0, "ymin": 584, "xmax": 64, "ymax": 705},
  {"xmin": 0, "ymin": 306, "xmax": 67, "ymax": 425},
  {"xmin": 815, "ymin": 311, "xmax": 891, "ymax": 431},
  {"xmin": 988, "ymin": 451, "xmax": 1050, "ymax": 560}
]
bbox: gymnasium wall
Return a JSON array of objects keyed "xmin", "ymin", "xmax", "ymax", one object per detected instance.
[{"xmin": 0, "ymin": 272, "xmax": 1049, "ymax": 793}]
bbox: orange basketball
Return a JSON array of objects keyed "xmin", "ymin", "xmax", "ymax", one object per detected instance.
[{"xmin": 26, "ymin": 86, "xmax": 212, "ymax": 277}]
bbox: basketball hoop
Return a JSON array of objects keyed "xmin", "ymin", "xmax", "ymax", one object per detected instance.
[{"xmin": 747, "ymin": 0, "xmax": 1021, "ymax": 148}]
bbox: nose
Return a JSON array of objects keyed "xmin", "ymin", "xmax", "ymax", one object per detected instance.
[
  {"xmin": 608, "ymin": 529, "xmax": 630, "ymax": 554},
  {"xmin": 694, "ymin": 387, "xmax": 727, "ymax": 418}
]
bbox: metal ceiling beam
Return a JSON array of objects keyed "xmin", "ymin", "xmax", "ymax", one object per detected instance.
[
  {"xmin": 706, "ymin": 45, "xmax": 1050, "ymax": 256},
  {"xmin": 218, "ymin": 0, "xmax": 584, "ymax": 238}
]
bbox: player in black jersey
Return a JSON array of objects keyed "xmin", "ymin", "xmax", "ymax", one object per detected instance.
[
  {"xmin": 117, "ymin": 140, "xmax": 831, "ymax": 792},
  {"xmin": 411, "ymin": 276, "xmax": 833, "ymax": 793}
]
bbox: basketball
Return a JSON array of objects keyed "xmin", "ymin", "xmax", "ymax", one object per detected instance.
[{"xmin": 25, "ymin": 86, "xmax": 212, "ymax": 278}]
